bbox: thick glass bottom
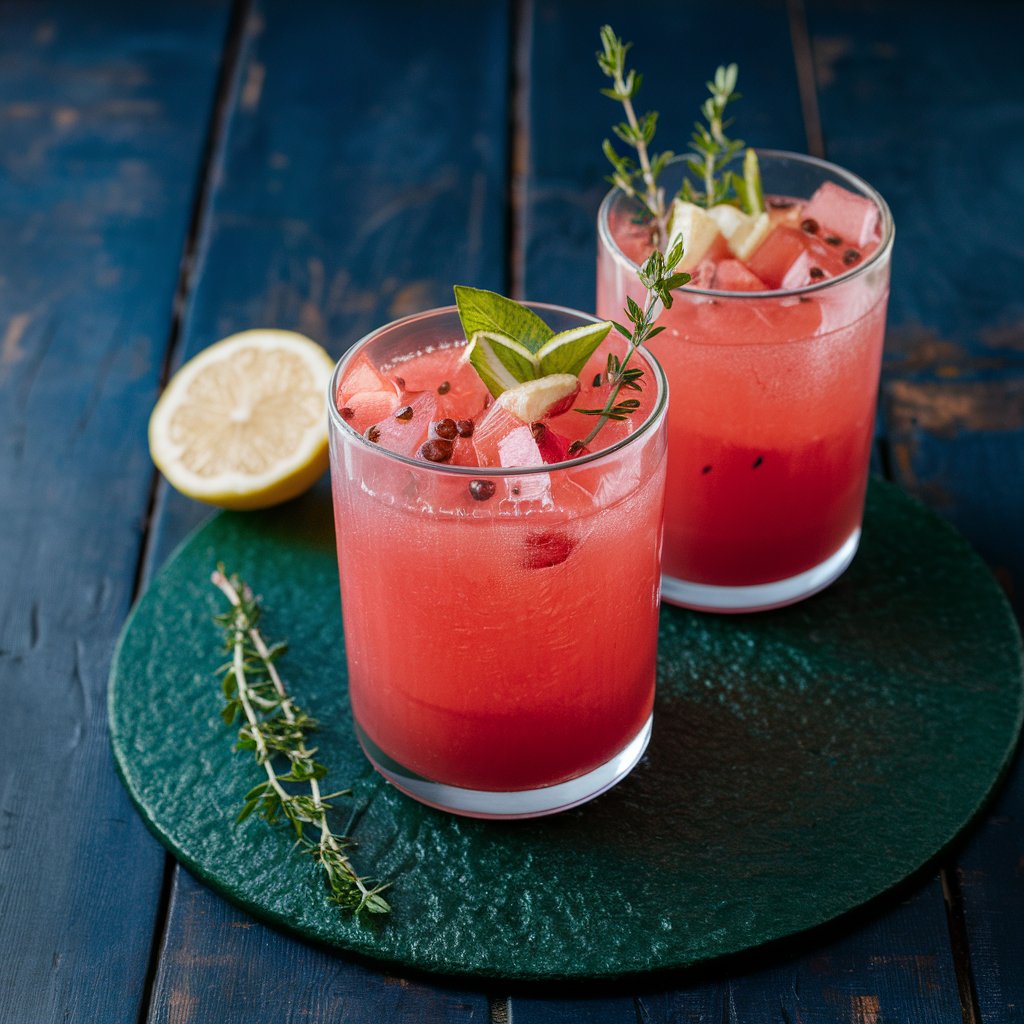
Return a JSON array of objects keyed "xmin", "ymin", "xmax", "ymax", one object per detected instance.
[
  {"xmin": 661, "ymin": 528, "xmax": 861, "ymax": 613},
  {"xmin": 353, "ymin": 713, "xmax": 653, "ymax": 819}
]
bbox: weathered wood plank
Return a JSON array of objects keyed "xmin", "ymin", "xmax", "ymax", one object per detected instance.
[
  {"xmin": 0, "ymin": 3, "xmax": 231, "ymax": 1022},
  {"xmin": 149, "ymin": 871, "xmax": 488, "ymax": 1024},
  {"xmin": 807, "ymin": 1, "xmax": 1024, "ymax": 1020},
  {"xmin": 142, "ymin": 1, "xmax": 508, "ymax": 1018}
]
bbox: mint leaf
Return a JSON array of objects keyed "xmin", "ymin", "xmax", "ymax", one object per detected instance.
[
  {"xmin": 454, "ymin": 285, "xmax": 553, "ymax": 355},
  {"xmin": 537, "ymin": 321, "xmax": 612, "ymax": 378}
]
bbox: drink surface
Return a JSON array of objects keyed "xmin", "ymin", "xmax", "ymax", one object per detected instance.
[
  {"xmin": 598, "ymin": 179, "xmax": 890, "ymax": 589},
  {"xmin": 331, "ymin": 334, "xmax": 667, "ymax": 791}
]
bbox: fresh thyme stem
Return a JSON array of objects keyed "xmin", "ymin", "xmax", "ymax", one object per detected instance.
[
  {"xmin": 212, "ymin": 568, "xmax": 390, "ymax": 916},
  {"xmin": 597, "ymin": 25, "xmax": 671, "ymax": 242},
  {"xmin": 571, "ymin": 242, "xmax": 690, "ymax": 451}
]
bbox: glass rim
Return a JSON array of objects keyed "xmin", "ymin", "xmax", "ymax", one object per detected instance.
[
  {"xmin": 327, "ymin": 301, "xmax": 669, "ymax": 478},
  {"xmin": 597, "ymin": 148, "xmax": 895, "ymax": 300}
]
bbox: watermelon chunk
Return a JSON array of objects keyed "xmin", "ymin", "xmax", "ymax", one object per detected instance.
[
  {"xmin": 712, "ymin": 259, "xmax": 767, "ymax": 292},
  {"xmin": 801, "ymin": 181, "xmax": 880, "ymax": 247},
  {"xmin": 745, "ymin": 226, "xmax": 847, "ymax": 289}
]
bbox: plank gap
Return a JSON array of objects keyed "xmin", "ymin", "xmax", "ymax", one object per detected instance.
[
  {"xmin": 134, "ymin": 854, "xmax": 177, "ymax": 1024},
  {"xmin": 505, "ymin": 0, "xmax": 531, "ymax": 300},
  {"xmin": 874, "ymin": 435, "xmax": 894, "ymax": 482},
  {"xmin": 941, "ymin": 866, "xmax": 983, "ymax": 1024},
  {"xmin": 786, "ymin": 0, "xmax": 825, "ymax": 157}
]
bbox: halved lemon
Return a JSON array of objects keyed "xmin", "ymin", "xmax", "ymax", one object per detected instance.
[{"xmin": 148, "ymin": 329, "xmax": 335, "ymax": 510}]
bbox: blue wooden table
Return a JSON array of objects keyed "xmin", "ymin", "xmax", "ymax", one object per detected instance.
[{"xmin": 2, "ymin": 1, "xmax": 1023, "ymax": 1021}]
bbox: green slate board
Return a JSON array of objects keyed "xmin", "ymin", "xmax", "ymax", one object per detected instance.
[{"xmin": 109, "ymin": 479, "xmax": 1024, "ymax": 981}]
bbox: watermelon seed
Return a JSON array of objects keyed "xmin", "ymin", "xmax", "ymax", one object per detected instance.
[
  {"xmin": 800, "ymin": 218, "xmax": 819, "ymax": 234},
  {"xmin": 394, "ymin": 405, "xmax": 414, "ymax": 422}
]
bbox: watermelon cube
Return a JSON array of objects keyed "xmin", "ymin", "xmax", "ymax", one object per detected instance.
[
  {"xmin": 712, "ymin": 259, "xmax": 766, "ymax": 292},
  {"xmin": 745, "ymin": 226, "xmax": 847, "ymax": 289}
]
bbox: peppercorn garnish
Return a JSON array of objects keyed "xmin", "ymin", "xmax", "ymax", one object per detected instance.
[
  {"xmin": 824, "ymin": 235, "xmax": 842, "ymax": 246},
  {"xmin": 809, "ymin": 266, "xmax": 825, "ymax": 280},
  {"xmin": 455, "ymin": 419, "xmax": 474, "ymax": 438},
  {"xmin": 419, "ymin": 439, "xmax": 453, "ymax": 463},
  {"xmin": 340, "ymin": 406, "xmax": 354, "ymax": 421},
  {"xmin": 434, "ymin": 418, "xmax": 458, "ymax": 440},
  {"xmin": 469, "ymin": 479, "xmax": 496, "ymax": 501},
  {"xmin": 843, "ymin": 248, "xmax": 861, "ymax": 265},
  {"xmin": 437, "ymin": 380, "xmax": 451, "ymax": 395},
  {"xmin": 394, "ymin": 405, "xmax": 414, "ymax": 422},
  {"xmin": 801, "ymin": 218, "xmax": 819, "ymax": 234},
  {"xmin": 364, "ymin": 425, "xmax": 381, "ymax": 443}
]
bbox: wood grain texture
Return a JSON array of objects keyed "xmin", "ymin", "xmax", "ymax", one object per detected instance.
[
  {"xmin": 806, "ymin": 2, "xmax": 1024, "ymax": 1020},
  {"xmin": 140, "ymin": 0, "xmax": 509, "ymax": 1018},
  {"xmin": 148, "ymin": 871, "xmax": 488, "ymax": 1024},
  {"xmin": 0, "ymin": 3, "xmax": 230, "ymax": 1023}
]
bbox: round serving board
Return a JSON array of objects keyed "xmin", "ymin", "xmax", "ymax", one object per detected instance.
[{"xmin": 109, "ymin": 479, "xmax": 1023, "ymax": 981}]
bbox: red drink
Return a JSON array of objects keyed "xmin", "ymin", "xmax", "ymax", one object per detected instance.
[
  {"xmin": 327, "ymin": 305, "xmax": 668, "ymax": 817},
  {"xmin": 597, "ymin": 151, "xmax": 894, "ymax": 611}
]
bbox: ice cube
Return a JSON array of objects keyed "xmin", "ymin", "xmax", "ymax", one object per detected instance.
[{"xmin": 801, "ymin": 181, "xmax": 880, "ymax": 248}]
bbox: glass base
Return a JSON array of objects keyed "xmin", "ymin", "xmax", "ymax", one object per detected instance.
[
  {"xmin": 354, "ymin": 713, "xmax": 652, "ymax": 820},
  {"xmin": 661, "ymin": 528, "xmax": 861, "ymax": 613}
]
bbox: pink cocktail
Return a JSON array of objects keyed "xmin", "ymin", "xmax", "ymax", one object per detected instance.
[
  {"xmin": 327, "ymin": 304, "xmax": 668, "ymax": 818},
  {"xmin": 597, "ymin": 151, "xmax": 894, "ymax": 611}
]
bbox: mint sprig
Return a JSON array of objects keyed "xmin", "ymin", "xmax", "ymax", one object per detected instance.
[{"xmin": 454, "ymin": 286, "xmax": 612, "ymax": 398}]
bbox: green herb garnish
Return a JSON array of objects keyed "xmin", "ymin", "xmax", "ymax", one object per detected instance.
[
  {"xmin": 570, "ymin": 242, "xmax": 690, "ymax": 453},
  {"xmin": 212, "ymin": 567, "xmax": 390, "ymax": 916},
  {"xmin": 596, "ymin": 25, "xmax": 672, "ymax": 242},
  {"xmin": 678, "ymin": 62, "xmax": 744, "ymax": 209},
  {"xmin": 598, "ymin": 27, "xmax": 762, "ymax": 240}
]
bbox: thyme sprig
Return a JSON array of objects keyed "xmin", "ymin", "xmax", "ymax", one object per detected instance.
[
  {"xmin": 597, "ymin": 25, "xmax": 672, "ymax": 243},
  {"xmin": 212, "ymin": 567, "xmax": 390, "ymax": 916},
  {"xmin": 679, "ymin": 63, "xmax": 744, "ymax": 209},
  {"xmin": 571, "ymin": 242, "xmax": 690, "ymax": 452},
  {"xmin": 599, "ymin": 29, "xmax": 758, "ymax": 236}
]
